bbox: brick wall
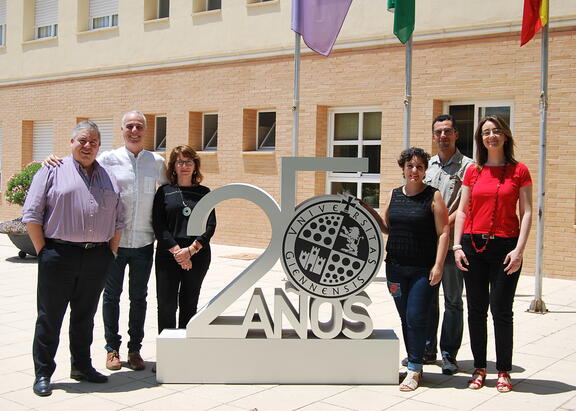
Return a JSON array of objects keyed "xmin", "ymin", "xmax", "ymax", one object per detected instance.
[{"xmin": 0, "ymin": 27, "xmax": 574, "ymax": 279}]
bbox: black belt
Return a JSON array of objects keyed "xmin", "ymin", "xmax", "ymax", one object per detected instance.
[{"xmin": 49, "ymin": 238, "xmax": 108, "ymax": 249}]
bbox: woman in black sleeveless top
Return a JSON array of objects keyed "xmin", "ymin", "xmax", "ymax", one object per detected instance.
[{"xmin": 381, "ymin": 147, "xmax": 449, "ymax": 391}]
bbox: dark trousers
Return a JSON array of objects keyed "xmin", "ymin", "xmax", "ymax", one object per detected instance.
[
  {"xmin": 386, "ymin": 261, "xmax": 438, "ymax": 372},
  {"xmin": 425, "ymin": 251, "xmax": 464, "ymax": 358},
  {"xmin": 155, "ymin": 244, "xmax": 211, "ymax": 332},
  {"xmin": 462, "ymin": 235, "xmax": 521, "ymax": 372},
  {"xmin": 102, "ymin": 244, "xmax": 154, "ymax": 353},
  {"xmin": 33, "ymin": 241, "xmax": 113, "ymax": 378}
]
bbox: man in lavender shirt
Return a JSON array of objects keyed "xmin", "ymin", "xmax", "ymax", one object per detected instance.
[{"xmin": 23, "ymin": 121, "xmax": 124, "ymax": 397}]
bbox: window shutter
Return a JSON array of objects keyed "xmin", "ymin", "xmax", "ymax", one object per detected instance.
[
  {"xmin": 89, "ymin": 0, "xmax": 118, "ymax": 18},
  {"xmin": 0, "ymin": 0, "xmax": 6, "ymax": 25},
  {"xmin": 33, "ymin": 121, "xmax": 53, "ymax": 162},
  {"xmin": 90, "ymin": 117, "xmax": 114, "ymax": 152},
  {"xmin": 35, "ymin": 0, "xmax": 58, "ymax": 27}
]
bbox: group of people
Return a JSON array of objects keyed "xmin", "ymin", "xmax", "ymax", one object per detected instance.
[
  {"xmin": 22, "ymin": 111, "xmax": 215, "ymax": 397},
  {"xmin": 21, "ymin": 110, "xmax": 531, "ymax": 397},
  {"xmin": 382, "ymin": 114, "xmax": 532, "ymax": 392}
]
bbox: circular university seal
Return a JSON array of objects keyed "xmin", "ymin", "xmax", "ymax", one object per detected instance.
[{"xmin": 281, "ymin": 194, "xmax": 383, "ymax": 299}]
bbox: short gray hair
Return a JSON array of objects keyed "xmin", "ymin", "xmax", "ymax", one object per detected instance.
[
  {"xmin": 72, "ymin": 120, "xmax": 101, "ymax": 141},
  {"xmin": 121, "ymin": 110, "xmax": 147, "ymax": 128}
]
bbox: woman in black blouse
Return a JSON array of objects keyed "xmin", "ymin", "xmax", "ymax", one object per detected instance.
[
  {"xmin": 152, "ymin": 145, "xmax": 216, "ymax": 332},
  {"xmin": 381, "ymin": 147, "xmax": 449, "ymax": 391}
]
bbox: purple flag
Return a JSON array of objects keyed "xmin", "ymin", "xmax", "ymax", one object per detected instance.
[{"xmin": 291, "ymin": 0, "xmax": 353, "ymax": 56}]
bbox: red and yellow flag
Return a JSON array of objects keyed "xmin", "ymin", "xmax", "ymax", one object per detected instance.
[{"xmin": 521, "ymin": 0, "xmax": 549, "ymax": 46}]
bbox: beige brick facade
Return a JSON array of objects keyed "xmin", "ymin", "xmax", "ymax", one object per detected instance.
[{"xmin": 0, "ymin": 27, "xmax": 575, "ymax": 279}]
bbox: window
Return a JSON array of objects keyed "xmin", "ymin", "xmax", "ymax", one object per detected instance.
[
  {"xmin": 0, "ymin": 0, "xmax": 6, "ymax": 46},
  {"xmin": 158, "ymin": 0, "xmax": 170, "ymax": 18},
  {"xmin": 446, "ymin": 101, "xmax": 513, "ymax": 159},
  {"xmin": 327, "ymin": 109, "xmax": 381, "ymax": 209},
  {"xmin": 257, "ymin": 111, "xmax": 275, "ymax": 150},
  {"xmin": 203, "ymin": 113, "xmax": 218, "ymax": 151},
  {"xmin": 33, "ymin": 121, "xmax": 54, "ymax": 162},
  {"xmin": 89, "ymin": 0, "xmax": 118, "ymax": 30},
  {"xmin": 89, "ymin": 117, "xmax": 114, "ymax": 152},
  {"xmin": 155, "ymin": 115, "xmax": 167, "ymax": 152},
  {"xmin": 193, "ymin": 0, "xmax": 221, "ymax": 13},
  {"xmin": 247, "ymin": 0, "xmax": 275, "ymax": 4},
  {"xmin": 35, "ymin": 0, "xmax": 58, "ymax": 39}
]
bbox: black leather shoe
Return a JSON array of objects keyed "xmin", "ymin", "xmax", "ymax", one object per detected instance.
[
  {"xmin": 70, "ymin": 366, "xmax": 108, "ymax": 383},
  {"xmin": 33, "ymin": 376, "xmax": 52, "ymax": 396}
]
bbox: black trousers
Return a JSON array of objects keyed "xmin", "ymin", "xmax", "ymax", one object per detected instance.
[
  {"xmin": 33, "ymin": 241, "xmax": 113, "ymax": 378},
  {"xmin": 155, "ymin": 244, "xmax": 211, "ymax": 332},
  {"xmin": 462, "ymin": 235, "xmax": 521, "ymax": 372}
]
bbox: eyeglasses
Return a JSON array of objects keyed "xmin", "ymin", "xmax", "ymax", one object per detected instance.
[
  {"xmin": 76, "ymin": 139, "xmax": 99, "ymax": 147},
  {"xmin": 433, "ymin": 128, "xmax": 455, "ymax": 137},
  {"xmin": 125, "ymin": 124, "xmax": 144, "ymax": 131},
  {"xmin": 481, "ymin": 129, "xmax": 503, "ymax": 137},
  {"xmin": 175, "ymin": 160, "xmax": 194, "ymax": 167}
]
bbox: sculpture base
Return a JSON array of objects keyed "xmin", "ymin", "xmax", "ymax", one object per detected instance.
[{"xmin": 156, "ymin": 329, "xmax": 399, "ymax": 384}]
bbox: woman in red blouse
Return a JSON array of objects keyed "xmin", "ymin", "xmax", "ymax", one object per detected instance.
[{"xmin": 453, "ymin": 116, "xmax": 532, "ymax": 393}]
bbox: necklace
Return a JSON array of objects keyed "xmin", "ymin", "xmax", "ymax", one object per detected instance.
[
  {"xmin": 467, "ymin": 164, "xmax": 507, "ymax": 253},
  {"xmin": 176, "ymin": 187, "xmax": 192, "ymax": 217}
]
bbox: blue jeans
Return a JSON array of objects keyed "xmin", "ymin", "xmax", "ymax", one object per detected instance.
[
  {"xmin": 425, "ymin": 250, "xmax": 464, "ymax": 358},
  {"xmin": 386, "ymin": 262, "xmax": 438, "ymax": 372},
  {"xmin": 103, "ymin": 244, "xmax": 154, "ymax": 353}
]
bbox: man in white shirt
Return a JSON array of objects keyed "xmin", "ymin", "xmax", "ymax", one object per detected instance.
[{"xmin": 101, "ymin": 111, "xmax": 167, "ymax": 371}]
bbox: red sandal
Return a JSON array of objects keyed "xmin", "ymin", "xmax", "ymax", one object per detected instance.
[
  {"xmin": 496, "ymin": 371, "xmax": 513, "ymax": 393},
  {"xmin": 468, "ymin": 368, "xmax": 486, "ymax": 390}
]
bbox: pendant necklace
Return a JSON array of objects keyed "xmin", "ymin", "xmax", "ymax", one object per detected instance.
[{"xmin": 177, "ymin": 187, "xmax": 192, "ymax": 217}]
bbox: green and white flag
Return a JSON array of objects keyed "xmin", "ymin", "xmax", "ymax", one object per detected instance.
[{"xmin": 388, "ymin": 0, "xmax": 415, "ymax": 44}]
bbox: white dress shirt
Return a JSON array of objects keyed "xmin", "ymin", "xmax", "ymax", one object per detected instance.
[{"xmin": 98, "ymin": 146, "xmax": 167, "ymax": 248}]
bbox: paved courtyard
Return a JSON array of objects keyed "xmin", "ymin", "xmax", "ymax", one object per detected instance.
[{"xmin": 0, "ymin": 234, "xmax": 574, "ymax": 410}]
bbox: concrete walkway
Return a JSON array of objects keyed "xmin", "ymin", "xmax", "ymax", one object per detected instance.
[{"xmin": 0, "ymin": 234, "xmax": 574, "ymax": 410}]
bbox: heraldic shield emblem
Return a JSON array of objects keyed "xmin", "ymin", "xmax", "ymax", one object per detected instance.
[{"xmin": 282, "ymin": 194, "xmax": 383, "ymax": 299}]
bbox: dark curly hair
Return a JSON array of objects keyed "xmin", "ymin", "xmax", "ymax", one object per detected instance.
[{"xmin": 397, "ymin": 147, "xmax": 430, "ymax": 169}]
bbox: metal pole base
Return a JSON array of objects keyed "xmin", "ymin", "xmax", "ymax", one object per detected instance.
[{"xmin": 527, "ymin": 298, "xmax": 548, "ymax": 314}]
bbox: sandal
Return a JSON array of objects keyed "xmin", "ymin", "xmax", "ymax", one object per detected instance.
[
  {"xmin": 468, "ymin": 368, "xmax": 486, "ymax": 390},
  {"xmin": 496, "ymin": 371, "xmax": 512, "ymax": 393},
  {"xmin": 399, "ymin": 370, "xmax": 422, "ymax": 391}
]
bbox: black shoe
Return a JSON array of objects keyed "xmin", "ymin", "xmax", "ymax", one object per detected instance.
[
  {"xmin": 70, "ymin": 365, "xmax": 108, "ymax": 383},
  {"xmin": 441, "ymin": 355, "xmax": 458, "ymax": 375},
  {"xmin": 33, "ymin": 376, "xmax": 52, "ymax": 397},
  {"xmin": 423, "ymin": 352, "xmax": 437, "ymax": 365},
  {"xmin": 402, "ymin": 353, "xmax": 437, "ymax": 367}
]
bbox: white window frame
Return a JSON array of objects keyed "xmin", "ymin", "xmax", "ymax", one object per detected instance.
[
  {"xmin": 326, "ymin": 107, "xmax": 382, "ymax": 208},
  {"xmin": 257, "ymin": 110, "xmax": 276, "ymax": 151},
  {"xmin": 90, "ymin": 14, "xmax": 118, "ymax": 30},
  {"xmin": 36, "ymin": 23, "xmax": 57, "ymax": 39},
  {"xmin": 155, "ymin": 115, "xmax": 167, "ymax": 152},
  {"xmin": 443, "ymin": 100, "xmax": 514, "ymax": 161},
  {"xmin": 202, "ymin": 113, "xmax": 218, "ymax": 151}
]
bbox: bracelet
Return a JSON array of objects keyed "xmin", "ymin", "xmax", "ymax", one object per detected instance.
[{"xmin": 452, "ymin": 244, "xmax": 463, "ymax": 251}]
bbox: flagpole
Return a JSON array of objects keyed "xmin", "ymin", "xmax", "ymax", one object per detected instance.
[
  {"xmin": 292, "ymin": 32, "xmax": 301, "ymax": 157},
  {"xmin": 403, "ymin": 36, "xmax": 412, "ymax": 150},
  {"xmin": 529, "ymin": 4, "xmax": 549, "ymax": 314}
]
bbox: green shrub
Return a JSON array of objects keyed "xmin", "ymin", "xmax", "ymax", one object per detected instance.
[{"xmin": 5, "ymin": 162, "xmax": 42, "ymax": 206}]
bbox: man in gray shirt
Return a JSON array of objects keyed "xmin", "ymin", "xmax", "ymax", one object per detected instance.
[{"xmin": 423, "ymin": 114, "xmax": 473, "ymax": 374}]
